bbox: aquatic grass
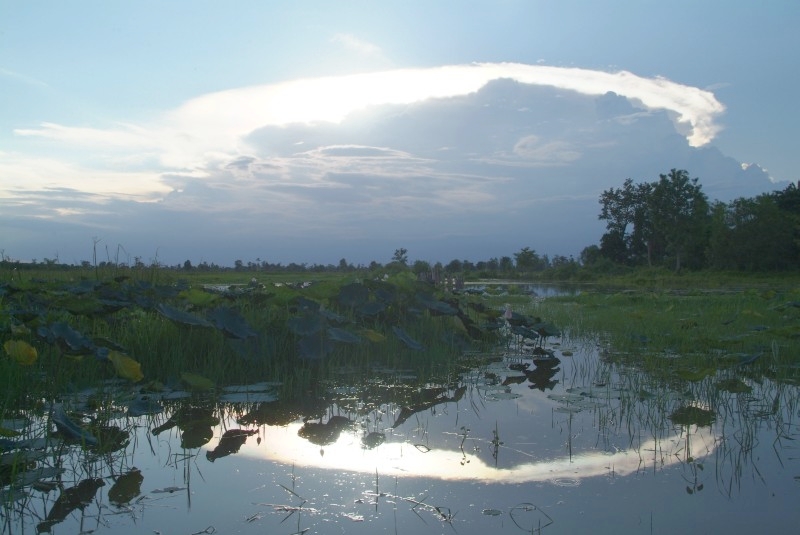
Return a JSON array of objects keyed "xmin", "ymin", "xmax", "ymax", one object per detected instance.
[{"xmin": 526, "ymin": 287, "xmax": 800, "ymax": 390}]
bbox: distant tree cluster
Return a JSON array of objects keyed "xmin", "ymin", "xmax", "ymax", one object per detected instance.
[
  {"xmin": 591, "ymin": 169, "xmax": 800, "ymax": 271},
  {"xmin": 4, "ymin": 169, "xmax": 797, "ymax": 279}
]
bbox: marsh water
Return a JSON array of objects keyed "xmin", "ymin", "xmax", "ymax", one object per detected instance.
[{"xmin": 3, "ymin": 286, "xmax": 799, "ymax": 534}]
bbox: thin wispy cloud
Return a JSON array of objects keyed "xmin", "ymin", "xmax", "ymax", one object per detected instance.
[
  {"xmin": 330, "ymin": 33, "xmax": 385, "ymax": 59},
  {"xmin": 0, "ymin": 67, "xmax": 50, "ymax": 89}
]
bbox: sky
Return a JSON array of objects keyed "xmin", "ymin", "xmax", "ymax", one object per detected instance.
[{"xmin": 1, "ymin": 1, "xmax": 798, "ymax": 267}]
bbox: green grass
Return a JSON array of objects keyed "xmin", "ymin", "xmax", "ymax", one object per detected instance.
[{"xmin": 513, "ymin": 284, "xmax": 800, "ymax": 389}]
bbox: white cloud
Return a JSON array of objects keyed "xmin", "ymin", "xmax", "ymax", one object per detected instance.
[
  {"xmin": 14, "ymin": 121, "xmax": 156, "ymax": 150},
  {"xmin": 4, "ymin": 63, "xmax": 763, "ymax": 265},
  {"xmin": 513, "ymin": 136, "xmax": 582, "ymax": 164},
  {"xmin": 12, "ymin": 62, "xmax": 726, "ymax": 173},
  {"xmin": 330, "ymin": 33, "xmax": 384, "ymax": 58},
  {"xmin": 0, "ymin": 151, "xmax": 169, "ymax": 201}
]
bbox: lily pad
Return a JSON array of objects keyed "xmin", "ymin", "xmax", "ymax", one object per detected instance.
[
  {"xmin": 13, "ymin": 466, "xmax": 66, "ymax": 487},
  {"xmin": 207, "ymin": 307, "xmax": 257, "ymax": 339},
  {"xmin": 219, "ymin": 392, "xmax": 279, "ymax": 403},
  {"xmin": 360, "ymin": 329, "xmax": 386, "ymax": 343},
  {"xmin": 358, "ymin": 301, "xmax": 386, "ymax": 317},
  {"xmin": 486, "ymin": 391, "xmax": 522, "ymax": 401},
  {"xmin": 178, "ymin": 288, "xmax": 218, "ymax": 307},
  {"xmin": 392, "ymin": 326, "xmax": 424, "ymax": 351},
  {"xmin": 51, "ymin": 405, "xmax": 98, "ymax": 446},
  {"xmin": 106, "ymin": 351, "xmax": 144, "ymax": 382},
  {"xmin": 327, "ymin": 327, "xmax": 362, "ymax": 344},
  {"xmin": 108, "ymin": 469, "xmax": 143, "ymax": 506},
  {"xmin": 337, "ymin": 283, "xmax": 370, "ymax": 307},
  {"xmin": 127, "ymin": 395, "xmax": 164, "ymax": 417},
  {"xmin": 531, "ymin": 322, "xmax": 561, "ymax": 338},
  {"xmin": 39, "ymin": 322, "xmax": 95, "ymax": 355},
  {"xmin": 156, "ymin": 304, "xmax": 213, "ymax": 328},
  {"xmin": 670, "ymin": 405, "xmax": 716, "ymax": 427},
  {"xmin": 4, "ymin": 340, "xmax": 38, "ymax": 365},
  {"xmin": 287, "ymin": 312, "xmax": 325, "ymax": 336},
  {"xmin": 416, "ymin": 293, "xmax": 458, "ymax": 315},
  {"xmin": 180, "ymin": 372, "xmax": 215, "ymax": 391},
  {"xmin": 715, "ymin": 378, "xmax": 752, "ymax": 393},
  {"xmin": 297, "ymin": 335, "xmax": 333, "ymax": 361}
]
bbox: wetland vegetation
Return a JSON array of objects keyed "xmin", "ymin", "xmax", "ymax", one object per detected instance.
[
  {"xmin": 1, "ymin": 261, "xmax": 798, "ymax": 534},
  {"xmin": 1, "ymin": 169, "xmax": 799, "ymax": 533}
]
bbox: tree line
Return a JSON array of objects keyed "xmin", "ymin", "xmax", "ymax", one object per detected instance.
[
  {"xmin": 4, "ymin": 168, "xmax": 797, "ymax": 278},
  {"xmin": 586, "ymin": 169, "xmax": 800, "ymax": 272}
]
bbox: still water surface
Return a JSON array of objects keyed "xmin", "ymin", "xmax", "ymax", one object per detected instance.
[{"xmin": 3, "ymin": 317, "xmax": 799, "ymax": 534}]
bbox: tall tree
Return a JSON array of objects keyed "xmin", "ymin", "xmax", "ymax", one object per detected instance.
[
  {"xmin": 391, "ymin": 248, "xmax": 408, "ymax": 266},
  {"xmin": 514, "ymin": 247, "xmax": 542, "ymax": 271},
  {"xmin": 708, "ymin": 194, "xmax": 797, "ymax": 270},
  {"xmin": 598, "ymin": 178, "xmax": 653, "ymax": 264},
  {"xmin": 647, "ymin": 169, "xmax": 709, "ymax": 271}
]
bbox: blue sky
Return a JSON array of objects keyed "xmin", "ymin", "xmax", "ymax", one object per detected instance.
[{"xmin": 1, "ymin": 1, "xmax": 798, "ymax": 266}]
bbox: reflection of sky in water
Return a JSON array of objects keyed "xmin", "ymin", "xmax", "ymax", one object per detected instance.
[
  {"xmin": 235, "ymin": 419, "xmax": 716, "ymax": 484},
  {"xmin": 9, "ymin": 341, "xmax": 800, "ymax": 535}
]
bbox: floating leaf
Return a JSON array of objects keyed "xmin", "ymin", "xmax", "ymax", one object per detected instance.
[
  {"xmin": 180, "ymin": 372, "xmax": 215, "ymax": 391},
  {"xmin": 486, "ymin": 391, "xmax": 522, "ymax": 401},
  {"xmin": 127, "ymin": 395, "xmax": 163, "ymax": 416},
  {"xmin": 56, "ymin": 295, "xmax": 104, "ymax": 316},
  {"xmin": 108, "ymin": 469, "xmax": 143, "ymax": 506},
  {"xmin": 362, "ymin": 432, "xmax": 385, "ymax": 449},
  {"xmin": 392, "ymin": 326, "xmax": 424, "ymax": 351},
  {"xmin": 51, "ymin": 404, "xmax": 98, "ymax": 446},
  {"xmin": 36, "ymin": 478, "xmax": 105, "ymax": 532},
  {"xmin": 297, "ymin": 335, "xmax": 333, "ymax": 361},
  {"xmin": 221, "ymin": 382, "xmax": 280, "ymax": 393},
  {"xmin": 178, "ymin": 288, "xmax": 218, "ymax": 307},
  {"xmin": 358, "ymin": 301, "xmax": 386, "ymax": 317},
  {"xmin": 337, "ymin": 283, "xmax": 370, "ymax": 307},
  {"xmin": 675, "ymin": 367, "xmax": 716, "ymax": 382},
  {"xmin": 511, "ymin": 325, "xmax": 540, "ymax": 340},
  {"xmin": 327, "ymin": 327, "xmax": 362, "ymax": 344},
  {"xmin": 531, "ymin": 322, "xmax": 561, "ymax": 338},
  {"xmin": 219, "ymin": 392, "xmax": 278, "ymax": 403},
  {"xmin": 318, "ymin": 308, "xmax": 346, "ymax": 324},
  {"xmin": 156, "ymin": 304, "xmax": 213, "ymax": 328},
  {"xmin": 39, "ymin": 322, "xmax": 95, "ymax": 355},
  {"xmin": 670, "ymin": 406, "xmax": 716, "ymax": 427},
  {"xmin": 416, "ymin": 294, "xmax": 458, "ymax": 315},
  {"xmin": 10, "ymin": 324, "xmax": 31, "ymax": 336},
  {"xmin": 107, "ymin": 351, "xmax": 144, "ymax": 382},
  {"xmin": 13, "ymin": 466, "xmax": 66, "ymax": 487},
  {"xmin": 287, "ymin": 312, "xmax": 325, "ymax": 336},
  {"xmin": 4, "ymin": 340, "xmax": 38, "ymax": 365},
  {"xmin": 715, "ymin": 378, "xmax": 752, "ymax": 393},
  {"xmin": 360, "ymin": 329, "xmax": 386, "ymax": 343},
  {"xmin": 207, "ymin": 307, "xmax": 257, "ymax": 339}
]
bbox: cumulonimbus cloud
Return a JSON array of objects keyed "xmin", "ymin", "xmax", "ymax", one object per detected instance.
[{"xmin": 14, "ymin": 62, "xmax": 724, "ymax": 172}]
